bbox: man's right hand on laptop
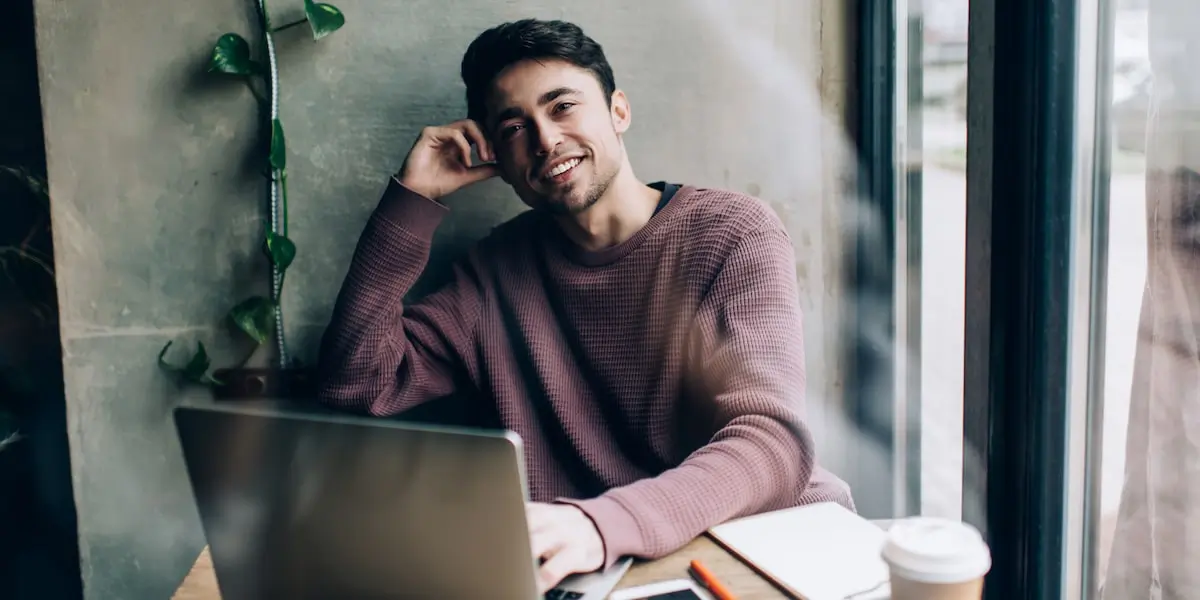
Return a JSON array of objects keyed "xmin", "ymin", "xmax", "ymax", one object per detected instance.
[{"xmin": 527, "ymin": 502, "xmax": 604, "ymax": 593}]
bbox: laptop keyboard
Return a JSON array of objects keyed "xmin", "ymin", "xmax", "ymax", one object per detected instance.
[{"xmin": 544, "ymin": 589, "xmax": 584, "ymax": 600}]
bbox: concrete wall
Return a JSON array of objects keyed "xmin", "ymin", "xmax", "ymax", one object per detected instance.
[{"xmin": 32, "ymin": 0, "xmax": 856, "ymax": 597}]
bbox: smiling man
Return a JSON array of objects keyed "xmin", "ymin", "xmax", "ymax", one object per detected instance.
[{"xmin": 316, "ymin": 18, "xmax": 854, "ymax": 593}]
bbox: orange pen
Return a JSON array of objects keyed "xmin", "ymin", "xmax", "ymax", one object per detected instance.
[{"xmin": 688, "ymin": 559, "xmax": 738, "ymax": 600}]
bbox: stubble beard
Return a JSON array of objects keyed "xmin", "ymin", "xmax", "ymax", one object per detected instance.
[{"xmin": 542, "ymin": 157, "xmax": 620, "ymax": 216}]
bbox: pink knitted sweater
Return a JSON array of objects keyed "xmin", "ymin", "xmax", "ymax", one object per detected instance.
[{"xmin": 316, "ymin": 178, "xmax": 854, "ymax": 567}]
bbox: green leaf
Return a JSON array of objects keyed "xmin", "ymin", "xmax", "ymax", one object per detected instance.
[
  {"xmin": 269, "ymin": 119, "xmax": 286, "ymax": 170},
  {"xmin": 157, "ymin": 341, "xmax": 217, "ymax": 385},
  {"xmin": 228, "ymin": 296, "xmax": 275, "ymax": 344},
  {"xmin": 208, "ymin": 33, "xmax": 261, "ymax": 76},
  {"xmin": 265, "ymin": 231, "xmax": 296, "ymax": 270},
  {"xmin": 304, "ymin": 0, "xmax": 345, "ymax": 40},
  {"xmin": 182, "ymin": 342, "xmax": 212, "ymax": 381}
]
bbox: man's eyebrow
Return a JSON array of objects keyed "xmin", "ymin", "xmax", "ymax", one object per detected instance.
[
  {"xmin": 492, "ymin": 106, "xmax": 524, "ymax": 126},
  {"xmin": 538, "ymin": 86, "xmax": 581, "ymax": 105},
  {"xmin": 492, "ymin": 87, "xmax": 583, "ymax": 127}
]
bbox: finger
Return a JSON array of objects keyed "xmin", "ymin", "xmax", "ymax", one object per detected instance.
[
  {"xmin": 529, "ymin": 527, "xmax": 554, "ymax": 561},
  {"xmin": 448, "ymin": 130, "xmax": 474, "ymax": 168},
  {"xmin": 530, "ymin": 529, "xmax": 569, "ymax": 575},
  {"xmin": 536, "ymin": 548, "xmax": 577, "ymax": 594},
  {"xmin": 421, "ymin": 125, "xmax": 472, "ymax": 167},
  {"xmin": 463, "ymin": 163, "xmax": 499, "ymax": 184},
  {"xmin": 527, "ymin": 506, "xmax": 567, "ymax": 564},
  {"xmin": 418, "ymin": 125, "xmax": 453, "ymax": 146},
  {"xmin": 459, "ymin": 119, "xmax": 493, "ymax": 162}
]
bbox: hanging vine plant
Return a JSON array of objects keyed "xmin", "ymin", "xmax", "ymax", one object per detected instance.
[{"xmin": 158, "ymin": 0, "xmax": 345, "ymax": 395}]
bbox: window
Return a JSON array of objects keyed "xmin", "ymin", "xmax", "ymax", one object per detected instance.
[
  {"xmin": 860, "ymin": 0, "xmax": 1199, "ymax": 596},
  {"xmin": 1096, "ymin": 0, "xmax": 1150, "ymax": 585},
  {"xmin": 850, "ymin": 0, "xmax": 971, "ymax": 521},
  {"xmin": 1093, "ymin": 0, "xmax": 1200, "ymax": 597}
]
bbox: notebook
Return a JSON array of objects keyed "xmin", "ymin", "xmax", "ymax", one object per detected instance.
[{"xmin": 706, "ymin": 502, "xmax": 891, "ymax": 600}]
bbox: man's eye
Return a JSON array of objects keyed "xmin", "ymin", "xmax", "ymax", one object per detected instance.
[
  {"xmin": 555, "ymin": 102, "xmax": 575, "ymax": 112},
  {"xmin": 501, "ymin": 124, "xmax": 524, "ymax": 139}
]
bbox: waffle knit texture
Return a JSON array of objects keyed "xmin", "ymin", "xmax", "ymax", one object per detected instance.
[{"xmin": 317, "ymin": 178, "xmax": 855, "ymax": 567}]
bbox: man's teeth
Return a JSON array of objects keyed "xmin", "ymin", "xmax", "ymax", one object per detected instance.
[{"xmin": 547, "ymin": 158, "xmax": 581, "ymax": 178}]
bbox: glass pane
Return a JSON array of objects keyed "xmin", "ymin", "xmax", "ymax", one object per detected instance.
[
  {"xmin": 851, "ymin": 0, "xmax": 972, "ymax": 520},
  {"xmin": 1096, "ymin": 0, "xmax": 1149, "ymax": 583},
  {"xmin": 853, "ymin": 0, "xmax": 970, "ymax": 521},
  {"xmin": 917, "ymin": 0, "xmax": 970, "ymax": 522},
  {"xmin": 1096, "ymin": 0, "xmax": 1200, "ymax": 596}
]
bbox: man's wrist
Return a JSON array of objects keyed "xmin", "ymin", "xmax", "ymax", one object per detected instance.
[
  {"xmin": 394, "ymin": 173, "xmax": 438, "ymax": 201},
  {"xmin": 376, "ymin": 177, "xmax": 450, "ymax": 236},
  {"xmin": 566, "ymin": 504, "xmax": 605, "ymax": 571},
  {"xmin": 556, "ymin": 495, "xmax": 643, "ymax": 569}
]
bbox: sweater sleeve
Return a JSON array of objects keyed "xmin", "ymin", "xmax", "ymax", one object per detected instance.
[
  {"xmin": 563, "ymin": 227, "xmax": 815, "ymax": 567},
  {"xmin": 315, "ymin": 177, "xmax": 484, "ymax": 416}
]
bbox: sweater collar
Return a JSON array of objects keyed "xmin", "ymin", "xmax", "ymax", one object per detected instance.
[{"xmin": 542, "ymin": 185, "xmax": 696, "ymax": 267}]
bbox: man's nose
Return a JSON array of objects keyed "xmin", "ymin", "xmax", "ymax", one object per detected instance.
[{"xmin": 533, "ymin": 122, "xmax": 563, "ymax": 156}]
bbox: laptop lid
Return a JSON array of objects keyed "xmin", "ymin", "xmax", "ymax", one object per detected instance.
[{"xmin": 174, "ymin": 402, "xmax": 540, "ymax": 599}]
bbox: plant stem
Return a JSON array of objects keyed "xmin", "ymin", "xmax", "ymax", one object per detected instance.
[
  {"xmin": 260, "ymin": 0, "xmax": 272, "ymax": 30},
  {"xmin": 271, "ymin": 18, "xmax": 308, "ymax": 33},
  {"xmin": 273, "ymin": 170, "xmax": 289, "ymax": 298},
  {"xmin": 280, "ymin": 170, "xmax": 289, "ymax": 237},
  {"xmin": 259, "ymin": 0, "xmax": 289, "ymax": 368}
]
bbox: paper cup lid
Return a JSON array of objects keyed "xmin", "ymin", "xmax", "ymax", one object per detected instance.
[{"xmin": 881, "ymin": 517, "xmax": 992, "ymax": 584}]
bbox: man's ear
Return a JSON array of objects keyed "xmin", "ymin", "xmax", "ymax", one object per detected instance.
[{"xmin": 610, "ymin": 89, "xmax": 631, "ymax": 134}]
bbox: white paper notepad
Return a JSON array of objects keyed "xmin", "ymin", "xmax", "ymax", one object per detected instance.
[{"xmin": 707, "ymin": 502, "xmax": 891, "ymax": 600}]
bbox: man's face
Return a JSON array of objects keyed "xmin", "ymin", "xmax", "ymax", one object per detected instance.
[{"xmin": 484, "ymin": 59, "xmax": 629, "ymax": 215}]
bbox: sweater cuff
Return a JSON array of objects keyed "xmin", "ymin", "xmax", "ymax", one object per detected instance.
[
  {"xmin": 557, "ymin": 495, "xmax": 644, "ymax": 569},
  {"xmin": 374, "ymin": 176, "xmax": 449, "ymax": 240}
]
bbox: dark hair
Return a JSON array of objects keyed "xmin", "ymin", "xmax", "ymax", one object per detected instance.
[{"xmin": 460, "ymin": 19, "xmax": 616, "ymax": 125}]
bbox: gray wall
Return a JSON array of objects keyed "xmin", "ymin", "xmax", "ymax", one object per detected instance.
[{"xmin": 33, "ymin": 0, "xmax": 855, "ymax": 597}]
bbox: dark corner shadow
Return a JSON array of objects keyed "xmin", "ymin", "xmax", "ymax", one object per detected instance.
[{"xmin": 0, "ymin": 0, "xmax": 82, "ymax": 598}]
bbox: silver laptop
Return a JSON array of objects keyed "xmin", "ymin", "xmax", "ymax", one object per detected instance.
[{"xmin": 174, "ymin": 402, "xmax": 633, "ymax": 599}]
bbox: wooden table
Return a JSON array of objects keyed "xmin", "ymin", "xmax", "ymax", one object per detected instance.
[{"xmin": 172, "ymin": 534, "xmax": 787, "ymax": 599}]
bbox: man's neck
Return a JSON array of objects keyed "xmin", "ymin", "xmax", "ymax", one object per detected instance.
[{"xmin": 553, "ymin": 171, "xmax": 660, "ymax": 252}]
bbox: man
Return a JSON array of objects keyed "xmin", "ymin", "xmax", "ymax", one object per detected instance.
[{"xmin": 316, "ymin": 18, "xmax": 853, "ymax": 593}]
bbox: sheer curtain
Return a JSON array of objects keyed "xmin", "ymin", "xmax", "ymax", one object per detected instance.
[{"xmin": 1102, "ymin": 0, "xmax": 1200, "ymax": 597}]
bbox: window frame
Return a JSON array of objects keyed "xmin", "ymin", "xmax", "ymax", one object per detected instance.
[{"xmin": 962, "ymin": 0, "xmax": 1112, "ymax": 597}]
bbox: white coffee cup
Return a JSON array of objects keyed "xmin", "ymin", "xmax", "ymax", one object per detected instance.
[{"xmin": 881, "ymin": 517, "xmax": 992, "ymax": 600}]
